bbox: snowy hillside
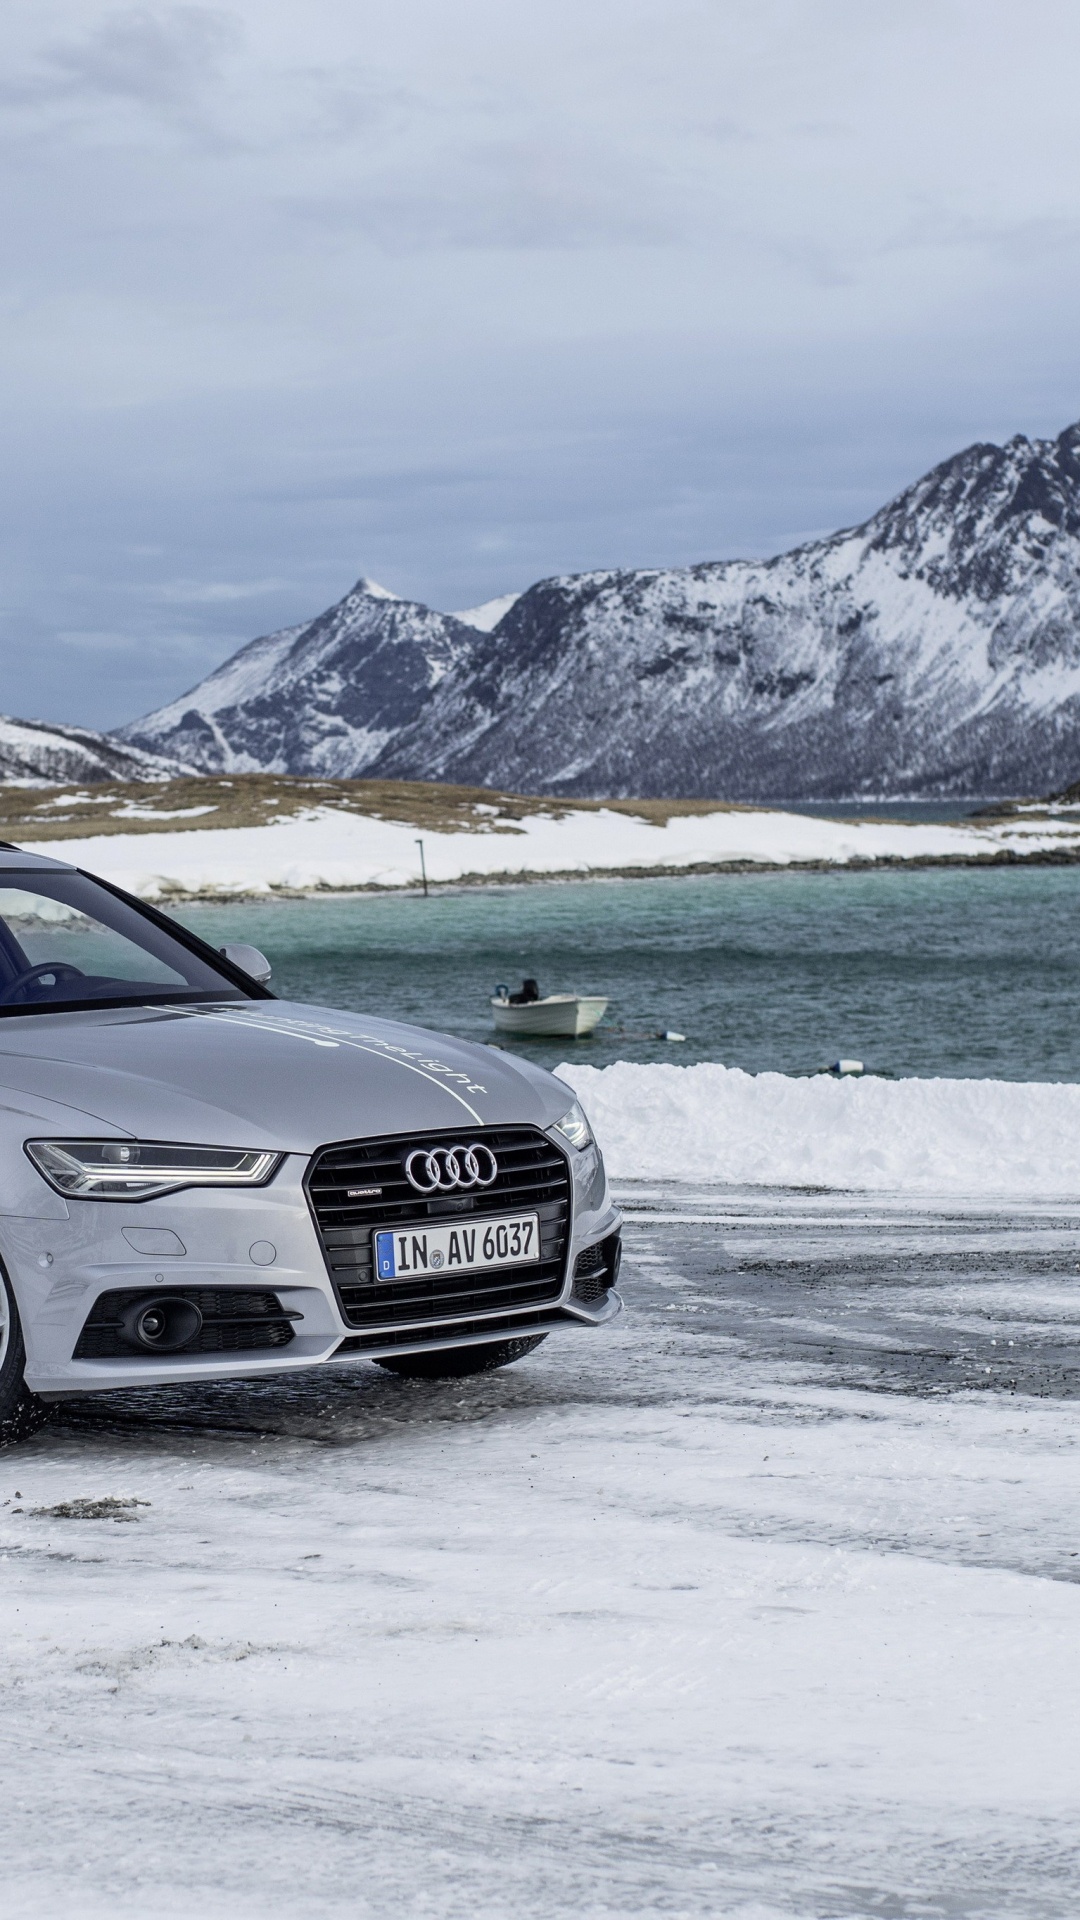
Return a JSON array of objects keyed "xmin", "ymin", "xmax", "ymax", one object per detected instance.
[
  {"xmin": 118, "ymin": 422, "xmax": 1080, "ymax": 797},
  {"xmin": 0, "ymin": 715, "xmax": 186, "ymax": 786}
]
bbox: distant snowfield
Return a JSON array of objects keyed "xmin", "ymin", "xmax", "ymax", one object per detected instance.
[
  {"xmin": 560, "ymin": 1059, "xmax": 1080, "ymax": 1196},
  {"xmin": 20, "ymin": 799, "xmax": 1080, "ymax": 898}
]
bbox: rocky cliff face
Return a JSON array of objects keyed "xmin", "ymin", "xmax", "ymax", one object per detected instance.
[{"xmin": 118, "ymin": 423, "xmax": 1080, "ymax": 798}]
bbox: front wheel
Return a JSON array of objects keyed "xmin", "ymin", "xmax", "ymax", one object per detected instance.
[
  {"xmin": 374, "ymin": 1334, "xmax": 548, "ymax": 1380},
  {"xmin": 0, "ymin": 1269, "xmax": 46, "ymax": 1446}
]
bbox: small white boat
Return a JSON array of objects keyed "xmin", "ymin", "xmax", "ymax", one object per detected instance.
[{"xmin": 490, "ymin": 993, "xmax": 609, "ymax": 1038}]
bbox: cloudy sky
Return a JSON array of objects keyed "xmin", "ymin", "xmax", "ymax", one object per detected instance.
[{"xmin": 4, "ymin": 0, "xmax": 1080, "ymax": 728}]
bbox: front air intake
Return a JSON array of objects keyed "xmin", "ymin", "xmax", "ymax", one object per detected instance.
[{"xmin": 572, "ymin": 1231, "xmax": 622, "ymax": 1304}]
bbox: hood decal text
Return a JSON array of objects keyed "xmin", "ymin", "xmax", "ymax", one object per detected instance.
[{"xmin": 189, "ymin": 1009, "xmax": 489, "ymax": 1122}]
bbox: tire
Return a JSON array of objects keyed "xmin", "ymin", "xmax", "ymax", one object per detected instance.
[
  {"xmin": 374, "ymin": 1334, "xmax": 548, "ymax": 1380},
  {"xmin": 0, "ymin": 1268, "xmax": 47, "ymax": 1446}
]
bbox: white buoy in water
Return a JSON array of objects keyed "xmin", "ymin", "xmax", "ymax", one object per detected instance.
[{"xmin": 826, "ymin": 1058, "xmax": 864, "ymax": 1076}]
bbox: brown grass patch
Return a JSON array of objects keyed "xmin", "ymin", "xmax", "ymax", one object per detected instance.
[{"xmin": 1, "ymin": 774, "xmax": 756, "ymax": 842}]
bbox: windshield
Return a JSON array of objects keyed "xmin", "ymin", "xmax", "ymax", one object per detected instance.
[{"xmin": 0, "ymin": 869, "xmax": 252, "ymax": 1015}]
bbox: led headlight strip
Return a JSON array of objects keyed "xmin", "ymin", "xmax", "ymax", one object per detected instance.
[{"xmin": 25, "ymin": 1139, "xmax": 282, "ymax": 1200}]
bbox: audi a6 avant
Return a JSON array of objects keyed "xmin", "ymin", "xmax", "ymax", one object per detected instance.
[{"xmin": 0, "ymin": 847, "xmax": 622, "ymax": 1443}]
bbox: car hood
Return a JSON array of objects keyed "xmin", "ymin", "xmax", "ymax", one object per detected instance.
[{"xmin": 0, "ymin": 1000, "xmax": 575, "ymax": 1151}]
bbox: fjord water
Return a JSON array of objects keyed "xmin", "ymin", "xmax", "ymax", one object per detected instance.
[{"xmin": 180, "ymin": 866, "xmax": 1080, "ymax": 1081}]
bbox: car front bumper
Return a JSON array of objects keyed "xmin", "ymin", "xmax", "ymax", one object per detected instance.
[{"xmin": 11, "ymin": 1145, "xmax": 622, "ymax": 1396}]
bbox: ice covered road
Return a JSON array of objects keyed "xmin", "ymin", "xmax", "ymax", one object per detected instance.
[{"xmin": 5, "ymin": 1188, "xmax": 1080, "ymax": 1920}]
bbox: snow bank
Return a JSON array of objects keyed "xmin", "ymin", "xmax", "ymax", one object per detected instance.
[
  {"xmin": 21, "ymin": 800, "xmax": 1080, "ymax": 898},
  {"xmin": 558, "ymin": 1059, "xmax": 1080, "ymax": 1195}
]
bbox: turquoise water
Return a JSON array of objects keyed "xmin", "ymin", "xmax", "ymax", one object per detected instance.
[{"xmin": 178, "ymin": 867, "xmax": 1080, "ymax": 1081}]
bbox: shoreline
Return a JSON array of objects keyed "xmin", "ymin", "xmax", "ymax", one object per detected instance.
[
  {"xmin": 156, "ymin": 844, "xmax": 1080, "ymax": 903},
  {"xmin": 13, "ymin": 790, "xmax": 1080, "ymax": 900}
]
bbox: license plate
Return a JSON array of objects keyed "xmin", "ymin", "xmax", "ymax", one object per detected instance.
[{"xmin": 373, "ymin": 1212, "xmax": 539, "ymax": 1281}]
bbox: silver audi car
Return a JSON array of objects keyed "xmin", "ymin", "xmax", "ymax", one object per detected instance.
[{"xmin": 0, "ymin": 847, "xmax": 622, "ymax": 1443}]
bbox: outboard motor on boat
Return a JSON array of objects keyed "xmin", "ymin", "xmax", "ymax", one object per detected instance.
[{"xmin": 508, "ymin": 978, "xmax": 540, "ymax": 1004}]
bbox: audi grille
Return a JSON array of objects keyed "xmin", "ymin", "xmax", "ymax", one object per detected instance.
[{"xmin": 305, "ymin": 1126, "xmax": 572, "ymax": 1347}]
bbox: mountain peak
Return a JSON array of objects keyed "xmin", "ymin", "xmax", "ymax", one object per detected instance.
[
  {"xmin": 351, "ymin": 577, "xmax": 399, "ymax": 601},
  {"xmin": 116, "ymin": 572, "xmax": 478, "ymax": 777}
]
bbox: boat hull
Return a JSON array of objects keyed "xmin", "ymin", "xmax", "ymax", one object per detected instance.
[{"xmin": 491, "ymin": 994, "xmax": 608, "ymax": 1038}]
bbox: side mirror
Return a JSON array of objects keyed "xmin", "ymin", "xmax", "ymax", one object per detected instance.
[{"xmin": 219, "ymin": 943, "xmax": 272, "ymax": 985}]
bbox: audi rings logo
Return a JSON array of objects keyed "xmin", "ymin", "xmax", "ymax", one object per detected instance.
[{"xmin": 404, "ymin": 1143, "xmax": 499, "ymax": 1194}]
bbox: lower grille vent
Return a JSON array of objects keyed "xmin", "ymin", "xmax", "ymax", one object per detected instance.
[
  {"xmin": 572, "ymin": 1231, "xmax": 622, "ymax": 1304},
  {"xmin": 335, "ymin": 1306, "xmax": 566, "ymax": 1355},
  {"xmin": 306, "ymin": 1125, "xmax": 571, "ymax": 1336},
  {"xmin": 74, "ymin": 1288, "xmax": 297, "ymax": 1360}
]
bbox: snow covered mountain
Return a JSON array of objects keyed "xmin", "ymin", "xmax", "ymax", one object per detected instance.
[
  {"xmin": 0, "ymin": 715, "xmax": 186, "ymax": 786},
  {"xmin": 115, "ymin": 578, "xmax": 479, "ymax": 776},
  {"xmin": 118, "ymin": 422, "xmax": 1080, "ymax": 798}
]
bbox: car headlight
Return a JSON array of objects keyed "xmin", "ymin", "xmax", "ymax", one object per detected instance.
[
  {"xmin": 25, "ymin": 1140, "xmax": 283, "ymax": 1201},
  {"xmin": 551, "ymin": 1101, "xmax": 594, "ymax": 1151}
]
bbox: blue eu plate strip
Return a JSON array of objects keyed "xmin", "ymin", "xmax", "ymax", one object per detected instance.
[{"xmin": 374, "ymin": 1231, "xmax": 397, "ymax": 1279}]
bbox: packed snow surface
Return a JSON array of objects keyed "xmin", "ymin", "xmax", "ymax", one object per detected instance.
[
  {"xmin": 560, "ymin": 1059, "xmax": 1080, "ymax": 1196},
  {"xmin": 21, "ymin": 801, "xmax": 1080, "ymax": 898},
  {"xmin": 6, "ymin": 1192, "xmax": 1080, "ymax": 1916}
]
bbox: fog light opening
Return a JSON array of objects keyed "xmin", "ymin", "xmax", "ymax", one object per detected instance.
[{"xmin": 119, "ymin": 1295, "xmax": 203, "ymax": 1353}]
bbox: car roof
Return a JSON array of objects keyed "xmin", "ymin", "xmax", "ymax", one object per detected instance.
[{"xmin": 0, "ymin": 845, "xmax": 77, "ymax": 873}]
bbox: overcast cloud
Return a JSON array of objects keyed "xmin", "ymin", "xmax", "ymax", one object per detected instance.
[{"xmin": 2, "ymin": 0, "xmax": 1080, "ymax": 726}]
